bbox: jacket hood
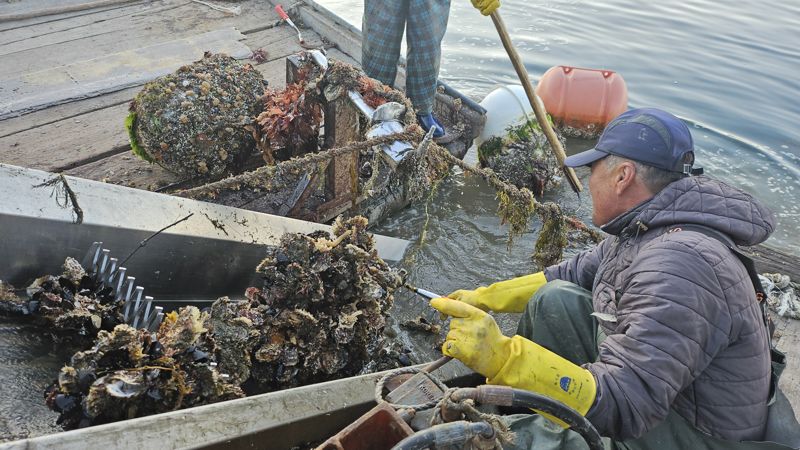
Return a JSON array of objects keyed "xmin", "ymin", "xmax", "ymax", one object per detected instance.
[{"xmin": 602, "ymin": 175, "xmax": 775, "ymax": 246}]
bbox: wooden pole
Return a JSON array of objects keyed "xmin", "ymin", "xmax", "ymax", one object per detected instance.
[{"xmin": 489, "ymin": 11, "xmax": 583, "ymax": 194}]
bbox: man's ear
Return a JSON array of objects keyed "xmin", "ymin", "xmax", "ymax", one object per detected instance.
[{"xmin": 614, "ymin": 161, "xmax": 637, "ymax": 194}]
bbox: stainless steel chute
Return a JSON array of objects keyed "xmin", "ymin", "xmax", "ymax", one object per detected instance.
[{"xmin": 0, "ymin": 163, "xmax": 409, "ymax": 303}]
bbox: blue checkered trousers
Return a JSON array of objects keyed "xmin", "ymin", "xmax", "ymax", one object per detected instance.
[{"xmin": 362, "ymin": 0, "xmax": 451, "ymax": 115}]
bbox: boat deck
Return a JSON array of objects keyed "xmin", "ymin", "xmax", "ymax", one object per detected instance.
[
  {"xmin": 0, "ymin": 0, "xmax": 360, "ymax": 190},
  {"xmin": 0, "ymin": 0, "xmax": 797, "ymax": 444}
]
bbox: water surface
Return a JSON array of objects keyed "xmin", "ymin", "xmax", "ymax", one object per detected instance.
[
  {"xmin": 323, "ymin": 0, "xmax": 800, "ymax": 252},
  {"xmin": 319, "ymin": 0, "xmax": 800, "ymax": 359},
  {"xmin": 0, "ymin": 319, "xmax": 69, "ymax": 441}
]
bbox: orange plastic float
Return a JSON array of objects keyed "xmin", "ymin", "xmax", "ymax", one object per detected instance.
[{"xmin": 535, "ymin": 66, "xmax": 628, "ymax": 137}]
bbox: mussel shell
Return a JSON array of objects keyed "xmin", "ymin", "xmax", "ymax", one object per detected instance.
[
  {"xmin": 147, "ymin": 341, "xmax": 165, "ymax": 358},
  {"xmin": 53, "ymin": 394, "xmax": 78, "ymax": 413}
]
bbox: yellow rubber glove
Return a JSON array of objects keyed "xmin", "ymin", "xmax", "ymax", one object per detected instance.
[
  {"xmin": 470, "ymin": 0, "xmax": 500, "ymax": 16},
  {"xmin": 431, "ymin": 297, "xmax": 597, "ymax": 416},
  {"xmin": 447, "ymin": 272, "xmax": 547, "ymax": 313},
  {"xmin": 431, "ymin": 297, "xmax": 512, "ymax": 377}
]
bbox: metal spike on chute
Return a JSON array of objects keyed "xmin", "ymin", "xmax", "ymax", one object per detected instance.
[{"xmin": 81, "ymin": 242, "xmax": 163, "ymax": 332}]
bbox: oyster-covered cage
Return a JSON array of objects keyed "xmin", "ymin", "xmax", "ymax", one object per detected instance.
[
  {"xmin": 143, "ymin": 52, "xmax": 480, "ymax": 227},
  {"xmin": 127, "ymin": 52, "xmax": 266, "ymax": 179},
  {"xmin": 121, "ymin": 50, "xmax": 483, "ymax": 227},
  {"xmin": 477, "ymin": 119, "xmax": 563, "ymax": 197},
  {"xmin": 42, "ymin": 216, "xmax": 410, "ymax": 429}
]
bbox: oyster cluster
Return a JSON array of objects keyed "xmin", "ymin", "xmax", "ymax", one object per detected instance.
[
  {"xmin": 215, "ymin": 215, "xmax": 407, "ymax": 392},
  {"xmin": 477, "ymin": 120, "xmax": 562, "ymax": 197},
  {"xmin": 40, "ymin": 216, "xmax": 407, "ymax": 429},
  {"xmin": 128, "ymin": 52, "xmax": 266, "ymax": 178},
  {"xmin": 45, "ymin": 308, "xmax": 243, "ymax": 429},
  {"xmin": 0, "ymin": 281, "xmax": 23, "ymax": 314},
  {"xmin": 0, "ymin": 258, "xmax": 124, "ymax": 346}
]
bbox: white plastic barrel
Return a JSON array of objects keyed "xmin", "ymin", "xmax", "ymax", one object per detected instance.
[{"xmin": 477, "ymin": 84, "xmax": 535, "ymax": 146}]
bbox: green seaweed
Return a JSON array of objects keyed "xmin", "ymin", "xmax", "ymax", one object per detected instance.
[
  {"xmin": 508, "ymin": 116, "xmax": 553, "ymax": 142},
  {"xmin": 533, "ymin": 202, "xmax": 568, "ymax": 269},
  {"xmin": 496, "ymin": 189, "xmax": 536, "ymax": 246},
  {"xmin": 477, "ymin": 136, "xmax": 505, "ymax": 164},
  {"xmin": 125, "ymin": 111, "xmax": 154, "ymax": 163}
]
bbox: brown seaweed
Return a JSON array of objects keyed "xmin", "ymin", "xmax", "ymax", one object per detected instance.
[{"xmin": 253, "ymin": 72, "xmax": 323, "ymax": 163}]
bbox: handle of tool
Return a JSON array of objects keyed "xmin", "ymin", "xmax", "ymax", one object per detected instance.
[
  {"xmin": 275, "ymin": 4, "xmax": 289, "ymax": 20},
  {"xmin": 489, "ymin": 11, "xmax": 583, "ymax": 194},
  {"xmin": 422, "ymin": 355, "xmax": 454, "ymax": 373},
  {"xmin": 415, "ymin": 288, "xmax": 441, "ymax": 300}
]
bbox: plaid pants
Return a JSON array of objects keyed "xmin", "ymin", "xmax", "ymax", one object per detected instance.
[{"xmin": 362, "ymin": 0, "xmax": 451, "ymax": 115}]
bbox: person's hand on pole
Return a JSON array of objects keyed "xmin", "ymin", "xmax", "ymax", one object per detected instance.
[
  {"xmin": 470, "ymin": 0, "xmax": 500, "ymax": 16},
  {"xmin": 431, "ymin": 297, "xmax": 597, "ymax": 416},
  {"xmin": 447, "ymin": 272, "xmax": 547, "ymax": 313}
]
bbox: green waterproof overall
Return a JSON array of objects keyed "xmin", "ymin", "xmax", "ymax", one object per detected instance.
[{"xmin": 502, "ymin": 280, "xmax": 800, "ymax": 450}]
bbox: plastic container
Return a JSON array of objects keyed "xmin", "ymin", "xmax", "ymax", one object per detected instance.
[
  {"xmin": 477, "ymin": 84, "xmax": 534, "ymax": 146},
  {"xmin": 535, "ymin": 66, "xmax": 628, "ymax": 136},
  {"xmin": 316, "ymin": 402, "xmax": 414, "ymax": 450}
]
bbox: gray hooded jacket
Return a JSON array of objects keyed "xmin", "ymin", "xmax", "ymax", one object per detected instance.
[{"xmin": 544, "ymin": 175, "xmax": 776, "ymax": 442}]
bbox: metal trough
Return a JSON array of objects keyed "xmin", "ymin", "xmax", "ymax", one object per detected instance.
[
  {"xmin": 0, "ymin": 163, "xmax": 409, "ymax": 302},
  {"xmin": 0, "ymin": 362, "xmax": 473, "ymax": 450}
]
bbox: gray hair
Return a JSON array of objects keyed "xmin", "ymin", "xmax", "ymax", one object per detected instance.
[{"xmin": 604, "ymin": 155, "xmax": 685, "ymax": 194}]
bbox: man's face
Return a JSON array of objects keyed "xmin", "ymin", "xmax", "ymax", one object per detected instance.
[{"xmin": 588, "ymin": 157, "xmax": 618, "ymax": 226}]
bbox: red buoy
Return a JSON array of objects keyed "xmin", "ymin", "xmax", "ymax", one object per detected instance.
[{"xmin": 535, "ymin": 66, "xmax": 628, "ymax": 137}]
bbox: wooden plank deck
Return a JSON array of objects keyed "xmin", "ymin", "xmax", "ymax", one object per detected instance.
[
  {"xmin": 0, "ymin": 0, "xmax": 329, "ymax": 189},
  {"xmin": 0, "ymin": 0, "xmax": 798, "ymax": 429}
]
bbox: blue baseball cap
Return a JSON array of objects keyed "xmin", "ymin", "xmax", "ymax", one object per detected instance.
[{"xmin": 564, "ymin": 108, "xmax": 697, "ymax": 175}]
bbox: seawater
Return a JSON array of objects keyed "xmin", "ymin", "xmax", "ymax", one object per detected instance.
[
  {"xmin": 319, "ymin": 0, "xmax": 800, "ymax": 356},
  {"xmin": 0, "ymin": 319, "xmax": 70, "ymax": 441}
]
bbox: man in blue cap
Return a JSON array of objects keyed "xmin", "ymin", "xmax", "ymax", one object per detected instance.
[{"xmin": 434, "ymin": 108, "xmax": 799, "ymax": 448}]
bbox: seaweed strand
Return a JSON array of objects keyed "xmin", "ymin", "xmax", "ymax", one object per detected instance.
[
  {"xmin": 117, "ymin": 213, "xmax": 195, "ymax": 269},
  {"xmin": 427, "ymin": 142, "xmax": 537, "ymax": 245},
  {"xmin": 33, "ymin": 173, "xmax": 84, "ymax": 224}
]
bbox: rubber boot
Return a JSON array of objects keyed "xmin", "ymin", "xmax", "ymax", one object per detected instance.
[{"xmin": 417, "ymin": 113, "xmax": 445, "ymax": 138}]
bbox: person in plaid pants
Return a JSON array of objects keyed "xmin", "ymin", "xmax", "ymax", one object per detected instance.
[{"xmin": 362, "ymin": 0, "xmax": 452, "ymax": 138}]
